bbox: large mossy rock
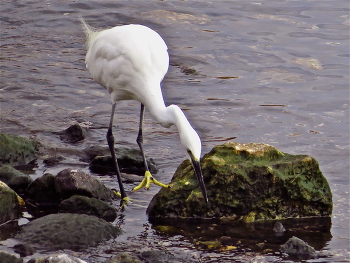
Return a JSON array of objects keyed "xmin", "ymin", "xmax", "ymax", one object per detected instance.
[{"xmin": 147, "ymin": 142, "xmax": 332, "ymax": 221}]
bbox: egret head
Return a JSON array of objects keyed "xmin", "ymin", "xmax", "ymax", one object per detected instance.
[{"xmin": 180, "ymin": 126, "xmax": 208, "ymax": 204}]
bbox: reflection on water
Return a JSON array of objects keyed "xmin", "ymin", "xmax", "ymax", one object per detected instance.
[
  {"xmin": 1, "ymin": 0, "xmax": 349, "ymax": 262},
  {"xmin": 149, "ymin": 216, "xmax": 332, "ymax": 252}
]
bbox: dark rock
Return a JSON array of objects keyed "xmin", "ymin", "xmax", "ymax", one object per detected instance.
[
  {"xmin": 281, "ymin": 236, "xmax": 318, "ymax": 259},
  {"xmin": 59, "ymin": 124, "xmax": 87, "ymax": 143},
  {"xmin": 0, "ymin": 181, "xmax": 22, "ymax": 224},
  {"xmin": 43, "ymin": 155, "xmax": 65, "ymax": 166},
  {"xmin": 0, "ymin": 220, "xmax": 21, "ymax": 240},
  {"xmin": 25, "ymin": 173, "xmax": 59, "ymax": 205},
  {"xmin": 88, "ymin": 147, "xmax": 158, "ymax": 175},
  {"xmin": 0, "ymin": 165, "xmax": 33, "ymax": 194},
  {"xmin": 104, "ymin": 252, "xmax": 141, "ymax": 263},
  {"xmin": 16, "ymin": 213, "xmax": 121, "ymax": 250},
  {"xmin": 0, "ymin": 251, "xmax": 23, "ymax": 263},
  {"xmin": 0, "ymin": 133, "xmax": 38, "ymax": 165},
  {"xmin": 27, "ymin": 253, "xmax": 87, "ymax": 263},
  {"xmin": 25, "ymin": 171, "xmax": 116, "ymax": 217},
  {"xmin": 59, "ymin": 195, "xmax": 117, "ymax": 222},
  {"xmin": 13, "ymin": 243, "xmax": 36, "ymax": 257},
  {"xmin": 83, "ymin": 145, "xmax": 110, "ymax": 161},
  {"xmin": 55, "ymin": 168, "xmax": 114, "ymax": 201},
  {"xmin": 147, "ymin": 142, "xmax": 332, "ymax": 220}
]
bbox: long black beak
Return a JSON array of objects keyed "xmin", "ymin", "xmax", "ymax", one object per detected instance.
[{"xmin": 191, "ymin": 159, "xmax": 209, "ymax": 204}]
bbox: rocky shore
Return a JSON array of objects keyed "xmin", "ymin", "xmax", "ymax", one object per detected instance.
[{"xmin": 0, "ymin": 132, "xmax": 333, "ymax": 262}]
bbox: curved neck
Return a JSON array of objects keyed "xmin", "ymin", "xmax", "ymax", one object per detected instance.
[
  {"xmin": 147, "ymin": 101, "xmax": 201, "ymax": 160},
  {"xmin": 149, "ymin": 103, "xmax": 191, "ymax": 131},
  {"xmin": 139, "ymin": 83, "xmax": 195, "ymax": 140}
]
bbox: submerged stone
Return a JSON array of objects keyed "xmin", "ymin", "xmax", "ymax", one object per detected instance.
[
  {"xmin": 281, "ymin": 236, "xmax": 318, "ymax": 259},
  {"xmin": 147, "ymin": 142, "xmax": 332, "ymax": 221}
]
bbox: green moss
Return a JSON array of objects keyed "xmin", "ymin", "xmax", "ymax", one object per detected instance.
[
  {"xmin": 0, "ymin": 133, "xmax": 38, "ymax": 165},
  {"xmin": 147, "ymin": 142, "xmax": 332, "ymax": 221}
]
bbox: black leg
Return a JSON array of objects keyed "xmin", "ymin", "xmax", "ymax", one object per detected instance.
[
  {"xmin": 132, "ymin": 104, "xmax": 170, "ymax": 192},
  {"xmin": 136, "ymin": 103, "xmax": 150, "ymax": 172},
  {"xmin": 107, "ymin": 103, "xmax": 127, "ymax": 200}
]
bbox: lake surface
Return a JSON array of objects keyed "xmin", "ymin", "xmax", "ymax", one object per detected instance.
[{"xmin": 1, "ymin": 0, "xmax": 349, "ymax": 262}]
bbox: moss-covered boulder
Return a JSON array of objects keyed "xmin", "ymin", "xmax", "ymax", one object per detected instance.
[
  {"xmin": 0, "ymin": 133, "xmax": 38, "ymax": 165},
  {"xmin": 147, "ymin": 142, "xmax": 332, "ymax": 221},
  {"xmin": 0, "ymin": 181, "xmax": 24, "ymax": 224}
]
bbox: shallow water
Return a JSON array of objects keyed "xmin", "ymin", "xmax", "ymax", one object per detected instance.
[{"xmin": 1, "ymin": 0, "xmax": 349, "ymax": 262}]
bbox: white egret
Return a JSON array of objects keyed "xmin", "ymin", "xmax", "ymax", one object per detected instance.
[{"xmin": 80, "ymin": 17, "xmax": 208, "ymax": 205}]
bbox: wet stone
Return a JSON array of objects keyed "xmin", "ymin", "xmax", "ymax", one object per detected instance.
[
  {"xmin": 281, "ymin": 236, "xmax": 318, "ymax": 259},
  {"xmin": 0, "ymin": 251, "xmax": 23, "ymax": 263},
  {"xmin": 273, "ymin": 221, "xmax": 286, "ymax": 236},
  {"xmin": 88, "ymin": 147, "xmax": 158, "ymax": 176},
  {"xmin": 16, "ymin": 213, "xmax": 121, "ymax": 250},
  {"xmin": 25, "ymin": 173, "xmax": 59, "ymax": 206},
  {"xmin": 58, "ymin": 195, "xmax": 117, "ymax": 222},
  {"xmin": 147, "ymin": 142, "xmax": 332, "ymax": 221},
  {"xmin": 55, "ymin": 168, "xmax": 114, "ymax": 201},
  {"xmin": 43, "ymin": 155, "xmax": 65, "ymax": 167},
  {"xmin": 58, "ymin": 124, "xmax": 87, "ymax": 143},
  {"xmin": 0, "ymin": 165, "xmax": 33, "ymax": 194},
  {"xmin": 13, "ymin": 243, "xmax": 36, "ymax": 257}
]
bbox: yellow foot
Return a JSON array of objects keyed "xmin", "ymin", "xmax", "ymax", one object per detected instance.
[
  {"xmin": 132, "ymin": 171, "xmax": 170, "ymax": 191},
  {"xmin": 119, "ymin": 196, "xmax": 129, "ymax": 210},
  {"xmin": 113, "ymin": 191, "xmax": 130, "ymax": 210}
]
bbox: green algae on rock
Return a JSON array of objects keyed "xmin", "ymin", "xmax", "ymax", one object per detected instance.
[
  {"xmin": 0, "ymin": 181, "xmax": 23, "ymax": 224},
  {"xmin": 0, "ymin": 133, "xmax": 38, "ymax": 165},
  {"xmin": 147, "ymin": 142, "xmax": 332, "ymax": 221}
]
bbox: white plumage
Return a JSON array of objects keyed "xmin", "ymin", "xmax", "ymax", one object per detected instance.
[{"xmin": 80, "ymin": 17, "xmax": 208, "ymax": 204}]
